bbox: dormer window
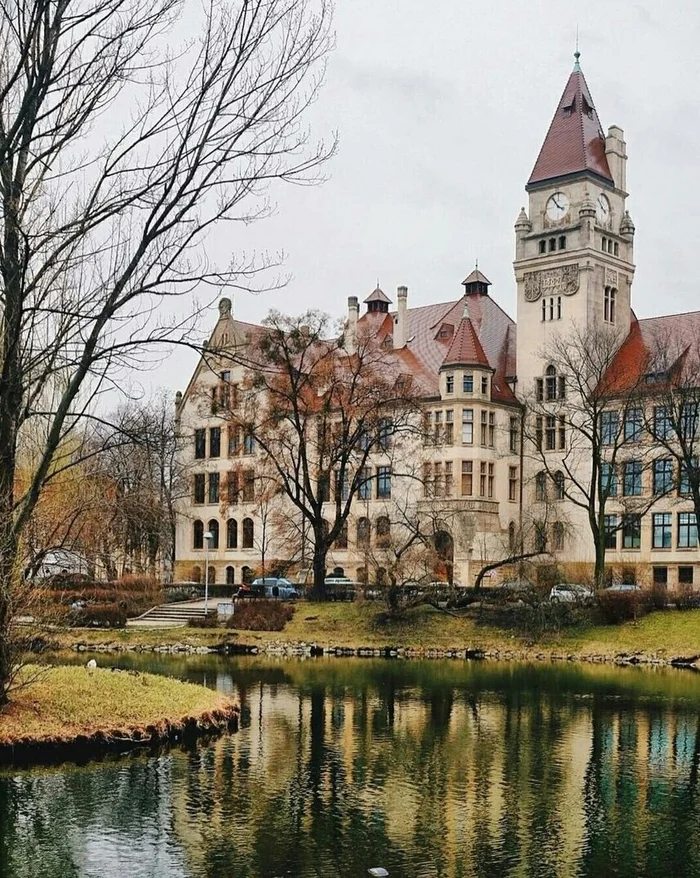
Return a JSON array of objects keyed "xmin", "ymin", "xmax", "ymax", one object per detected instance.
[{"xmin": 562, "ymin": 96, "xmax": 576, "ymax": 117}]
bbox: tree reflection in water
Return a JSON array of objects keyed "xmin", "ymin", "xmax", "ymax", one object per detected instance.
[{"xmin": 2, "ymin": 657, "xmax": 700, "ymax": 877}]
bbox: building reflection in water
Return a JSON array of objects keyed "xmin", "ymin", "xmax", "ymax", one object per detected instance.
[{"xmin": 2, "ymin": 658, "xmax": 700, "ymax": 878}]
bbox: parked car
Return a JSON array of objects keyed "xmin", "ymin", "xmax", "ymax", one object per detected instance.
[
  {"xmin": 499, "ymin": 578, "xmax": 535, "ymax": 593},
  {"xmin": 549, "ymin": 583, "xmax": 594, "ymax": 604},
  {"xmin": 324, "ymin": 577, "xmax": 356, "ymax": 601},
  {"xmin": 251, "ymin": 577, "xmax": 301, "ymax": 599},
  {"xmin": 606, "ymin": 583, "xmax": 642, "ymax": 593}
]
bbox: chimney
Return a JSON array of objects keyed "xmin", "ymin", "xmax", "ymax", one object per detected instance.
[
  {"xmin": 605, "ymin": 125, "xmax": 627, "ymax": 193},
  {"xmin": 346, "ymin": 296, "xmax": 359, "ymax": 354},
  {"xmin": 394, "ymin": 286, "xmax": 408, "ymax": 348}
]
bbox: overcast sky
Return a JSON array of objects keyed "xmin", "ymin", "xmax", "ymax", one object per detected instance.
[{"xmin": 149, "ymin": 0, "xmax": 699, "ymax": 399}]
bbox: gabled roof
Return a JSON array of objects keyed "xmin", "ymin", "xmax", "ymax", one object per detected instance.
[
  {"xmin": 528, "ymin": 57, "xmax": 613, "ymax": 187},
  {"xmin": 364, "ymin": 286, "xmax": 392, "ymax": 304},
  {"xmin": 442, "ymin": 307, "xmax": 491, "ymax": 369}
]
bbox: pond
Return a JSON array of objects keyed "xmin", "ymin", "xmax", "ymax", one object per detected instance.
[{"xmin": 2, "ymin": 655, "xmax": 700, "ymax": 878}]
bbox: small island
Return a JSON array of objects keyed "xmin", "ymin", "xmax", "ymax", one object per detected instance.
[{"xmin": 0, "ymin": 665, "xmax": 238, "ymax": 764}]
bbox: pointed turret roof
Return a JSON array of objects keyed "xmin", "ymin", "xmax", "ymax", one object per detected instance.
[
  {"xmin": 528, "ymin": 54, "xmax": 613, "ymax": 187},
  {"xmin": 441, "ymin": 301, "xmax": 492, "ymax": 370},
  {"xmin": 462, "ymin": 268, "xmax": 491, "ymax": 287}
]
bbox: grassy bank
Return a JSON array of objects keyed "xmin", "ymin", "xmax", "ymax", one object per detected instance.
[
  {"xmin": 40, "ymin": 602, "xmax": 700, "ymax": 660},
  {"xmin": 0, "ymin": 665, "xmax": 237, "ymax": 753}
]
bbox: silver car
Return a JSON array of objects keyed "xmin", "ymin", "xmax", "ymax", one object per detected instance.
[{"xmin": 549, "ymin": 583, "xmax": 594, "ymax": 604}]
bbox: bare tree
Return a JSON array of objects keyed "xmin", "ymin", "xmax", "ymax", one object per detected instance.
[
  {"xmin": 219, "ymin": 309, "xmax": 422, "ymax": 599},
  {"xmin": 0, "ymin": 0, "xmax": 334, "ymax": 702},
  {"xmin": 525, "ymin": 324, "xmax": 658, "ymax": 589}
]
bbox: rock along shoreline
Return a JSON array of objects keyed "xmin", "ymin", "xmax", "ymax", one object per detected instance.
[{"xmin": 63, "ymin": 638, "xmax": 700, "ymax": 672}]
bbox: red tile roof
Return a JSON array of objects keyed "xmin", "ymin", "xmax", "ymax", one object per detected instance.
[
  {"xmin": 442, "ymin": 309, "xmax": 491, "ymax": 369},
  {"xmin": 528, "ymin": 65, "xmax": 613, "ymax": 187}
]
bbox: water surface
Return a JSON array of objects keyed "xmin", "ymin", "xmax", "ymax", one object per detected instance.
[{"xmin": 2, "ymin": 655, "xmax": 700, "ymax": 878}]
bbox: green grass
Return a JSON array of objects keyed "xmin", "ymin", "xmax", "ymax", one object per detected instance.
[
  {"xmin": 42, "ymin": 602, "xmax": 700, "ymax": 659},
  {"xmin": 0, "ymin": 665, "xmax": 234, "ymax": 746}
]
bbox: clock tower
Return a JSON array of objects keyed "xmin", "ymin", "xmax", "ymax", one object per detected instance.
[{"xmin": 514, "ymin": 52, "xmax": 636, "ymax": 393}]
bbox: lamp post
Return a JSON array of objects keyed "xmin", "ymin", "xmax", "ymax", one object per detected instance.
[{"xmin": 203, "ymin": 531, "xmax": 213, "ymax": 614}]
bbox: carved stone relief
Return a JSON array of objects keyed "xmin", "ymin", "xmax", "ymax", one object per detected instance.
[
  {"xmin": 524, "ymin": 265, "xmax": 580, "ymax": 302},
  {"xmin": 605, "ymin": 268, "xmax": 618, "ymax": 287}
]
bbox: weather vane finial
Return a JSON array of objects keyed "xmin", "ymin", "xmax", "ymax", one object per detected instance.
[{"xmin": 574, "ymin": 26, "xmax": 581, "ymax": 71}]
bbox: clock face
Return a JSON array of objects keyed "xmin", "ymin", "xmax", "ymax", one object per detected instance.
[
  {"xmin": 597, "ymin": 193, "xmax": 611, "ymax": 224},
  {"xmin": 546, "ymin": 192, "xmax": 569, "ymax": 222}
]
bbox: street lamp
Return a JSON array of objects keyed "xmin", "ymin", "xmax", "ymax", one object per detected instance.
[{"xmin": 203, "ymin": 531, "xmax": 214, "ymax": 613}]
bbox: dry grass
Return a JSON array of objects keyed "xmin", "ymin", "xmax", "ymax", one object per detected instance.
[{"xmin": 0, "ymin": 665, "xmax": 236, "ymax": 747}]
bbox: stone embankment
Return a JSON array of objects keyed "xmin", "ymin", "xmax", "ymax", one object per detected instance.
[{"xmin": 66, "ymin": 638, "xmax": 700, "ymax": 670}]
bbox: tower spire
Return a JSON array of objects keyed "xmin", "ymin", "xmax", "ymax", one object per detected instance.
[{"xmin": 574, "ymin": 27, "xmax": 581, "ymax": 71}]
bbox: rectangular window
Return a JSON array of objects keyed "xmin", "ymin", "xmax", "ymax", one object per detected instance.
[
  {"xmin": 488, "ymin": 412, "xmax": 495, "ymax": 447},
  {"xmin": 652, "ymin": 513, "xmax": 672, "ymax": 549},
  {"xmin": 378, "ymin": 418, "xmax": 393, "ymax": 450},
  {"xmin": 653, "ymin": 566, "xmax": 668, "ymax": 586},
  {"xmin": 445, "ymin": 462, "xmax": 454, "ymax": 497},
  {"xmin": 446, "ymin": 374, "xmax": 454, "ymax": 394},
  {"xmin": 208, "ymin": 472, "xmax": 220, "ymax": 504},
  {"xmin": 679, "ymin": 566, "xmax": 694, "ymax": 585},
  {"xmin": 535, "ymin": 416, "xmax": 543, "ymax": 450},
  {"xmin": 535, "ymin": 378, "xmax": 544, "ymax": 402},
  {"xmin": 622, "ymin": 514, "xmax": 641, "ymax": 549},
  {"xmin": 193, "ymin": 473, "xmax": 205, "ymax": 504},
  {"xmin": 242, "ymin": 470, "xmax": 255, "ymax": 503},
  {"xmin": 461, "ymin": 461, "xmax": 473, "ymax": 496},
  {"xmin": 319, "ymin": 474, "xmax": 330, "ymax": 503},
  {"xmin": 463, "ymin": 374, "xmax": 473, "ymax": 393},
  {"xmin": 624, "ymin": 409, "xmax": 643, "ymax": 443},
  {"xmin": 433, "ymin": 462, "xmax": 444, "ymax": 497},
  {"xmin": 653, "ymin": 458, "xmax": 674, "ymax": 495},
  {"xmin": 604, "ymin": 287, "xmax": 617, "ymax": 324},
  {"xmin": 679, "ymin": 458, "xmax": 698, "ymax": 495},
  {"xmin": 445, "ymin": 410, "xmax": 454, "ymax": 445},
  {"xmin": 480, "ymin": 410, "xmax": 488, "ymax": 446},
  {"xmin": 423, "ymin": 463, "xmax": 432, "ymax": 498},
  {"xmin": 623, "ymin": 460, "xmax": 642, "ymax": 496},
  {"xmin": 558, "ymin": 416, "xmax": 566, "ymax": 450},
  {"xmin": 423, "ymin": 413, "xmax": 432, "ymax": 446},
  {"xmin": 462, "ymin": 409, "xmax": 474, "ymax": 444},
  {"xmin": 681, "ymin": 403, "xmax": 699, "ymax": 440},
  {"xmin": 601, "ymin": 411, "xmax": 619, "ymax": 445},
  {"xmin": 488, "ymin": 462, "xmax": 494, "ymax": 499},
  {"xmin": 509, "ymin": 466, "xmax": 517, "ymax": 501},
  {"xmin": 604, "ymin": 515, "xmax": 618, "ymax": 550},
  {"xmin": 481, "ymin": 375, "xmax": 489, "ymax": 395},
  {"xmin": 601, "ymin": 462, "xmax": 617, "ymax": 497},
  {"xmin": 479, "ymin": 462, "xmax": 487, "ymax": 497},
  {"xmin": 545, "ymin": 415, "xmax": 556, "ymax": 451},
  {"xmin": 243, "ymin": 430, "xmax": 255, "ymax": 455},
  {"xmin": 194, "ymin": 429, "xmax": 206, "ymax": 459},
  {"xmin": 654, "ymin": 406, "xmax": 672, "ymax": 440},
  {"xmin": 227, "ymin": 471, "xmax": 239, "ymax": 504},
  {"xmin": 358, "ymin": 467, "xmax": 372, "ymax": 500},
  {"xmin": 434, "ymin": 411, "xmax": 443, "ymax": 445},
  {"xmin": 678, "ymin": 513, "xmax": 699, "ymax": 549},
  {"xmin": 228, "ymin": 425, "xmax": 240, "ymax": 456},
  {"xmin": 335, "ymin": 472, "xmax": 350, "ymax": 502},
  {"xmin": 509, "ymin": 417, "xmax": 519, "ymax": 454},
  {"xmin": 377, "ymin": 466, "xmax": 392, "ymax": 499},
  {"xmin": 209, "ymin": 427, "xmax": 221, "ymax": 458}
]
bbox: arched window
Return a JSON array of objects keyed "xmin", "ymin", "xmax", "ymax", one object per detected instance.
[
  {"xmin": 207, "ymin": 565, "xmax": 216, "ymax": 584},
  {"xmin": 242, "ymin": 565, "xmax": 252, "ymax": 584},
  {"xmin": 242, "ymin": 517, "xmax": 254, "ymax": 548},
  {"xmin": 226, "ymin": 565, "xmax": 235, "ymax": 585},
  {"xmin": 604, "ymin": 286, "xmax": 617, "ymax": 324},
  {"xmin": 553, "ymin": 522, "xmax": 565, "ymax": 551},
  {"xmin": 548, "ymin": 238, "xmax": 556, "ymax": 252},
  {"xmin": 190, "ymin": 565, "xmax": 202, "ymax": 583},
  {"xmin": 553, "ymin": 471, "xmax": 565, "ymax": 501},
  {"xmin": 376, "ymin": 516, "xmax": 391, "ymax": 547},
  {"xmin": 357, "ymin": 517, "xmax": 370, "ymax": 547},
  {"xmin": 376, "ymin": 566, "xmax": 387, "ymax": 586},
  {"xmin": 226, "ymin": 519, "xmax": 238, "ymax": 549},
  {"xmin": 207, "ymin": 519, "xmax": 219, "ymax": 549},
  {"xmin": 539, "ymin": 240, "xmax": 546, "ymax": 254},
  {"xmin": 535, "ymin": 522, "xmax": 547, "ymax": 553},
  {"xmin": 535, "ymin": 471, "xmax": 547, "ymax": 502},
  {"xmin": 508, "ymin": 521, "xmax": 517, "ymax": 553},
  {"xmin": 558, "ymin": 235, "xmax": 566, "ymax": 250},
  {"xmin": 357, "ymin": 566, "xmax": 368, "ymax": 585},
  {"xmin": 193, "ymin": 520, "xmax": 204, "ymax": 549}
]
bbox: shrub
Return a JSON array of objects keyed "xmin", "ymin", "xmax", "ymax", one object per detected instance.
[
  {"xmin": 644, "ymin": 582, "xmax": 668, "ymax": 612},
  {"xmin": 674, "ymin": 584, "xmax": 700, "ymax": 610},
  {"xmin": 227, "ymin": 599, "xmax": 295, "ymax": 631},
  {"xmin": 69, "ymin": 603, "xmax": 127, "ymax": 628},
  {"xmin": 596, "ymin": 590, "xmax": 644, "ymax": 624},
  {"xmin": 188, "ymin": 611, "xmax": 219, "ymax": 628}
]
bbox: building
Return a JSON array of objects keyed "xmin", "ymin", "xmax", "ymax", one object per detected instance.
[{"xmin": 174, "ymin": 54, "xmax": 699, "ymax": 589}]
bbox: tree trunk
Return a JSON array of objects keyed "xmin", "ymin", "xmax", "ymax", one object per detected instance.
[{"xmin": 310, "ymin": 537, "xmax": 326, "ymax": 601}]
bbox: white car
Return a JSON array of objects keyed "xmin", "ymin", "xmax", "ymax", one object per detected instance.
[{"xmin": 549, "ymin": 583, "xmax": 594, "ymax": 604}]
